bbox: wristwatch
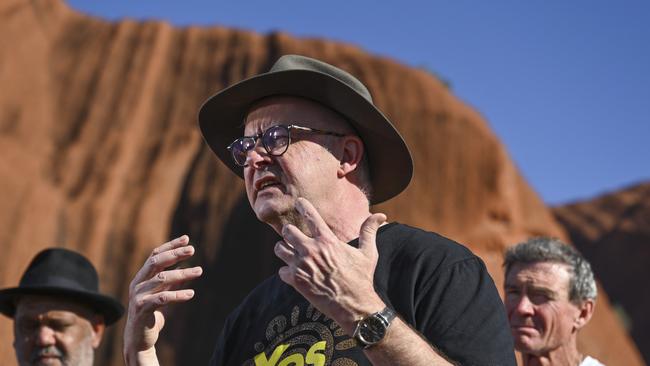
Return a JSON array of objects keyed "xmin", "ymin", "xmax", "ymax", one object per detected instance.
[{"xmin": 352, "ymin": 307, "xmax": 397, "ymax": 349}]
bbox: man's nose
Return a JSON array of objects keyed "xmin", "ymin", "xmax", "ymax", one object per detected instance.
[
  {"xmin": 246, "ymin": 145, "xmax": 272, "ymax": 169},
  {"xmin": 512, "ymin": 295, "xmax": 535, "ymax": 316},
  {"xmin": 34, "ymin": 325, "xmax": 56, "ymax": 346}
]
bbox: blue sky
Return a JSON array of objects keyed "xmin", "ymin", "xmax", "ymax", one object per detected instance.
[{"xmin": 67, "ymin": 0, "xmax": 650, "ymax": 205}]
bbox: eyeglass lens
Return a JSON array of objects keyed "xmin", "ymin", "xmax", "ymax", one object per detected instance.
[
  {"xmin": 263, "ymin": 126, "xmax": 289, "ymax": 155},
  {"xmin": 231, "ymin": 125, "xmax": 290, "ymax": 166}
]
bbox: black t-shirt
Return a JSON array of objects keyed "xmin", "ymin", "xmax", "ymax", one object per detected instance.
[{"xmin": 210, "ymin": 223, "xmax": 516, "ymax": 366}]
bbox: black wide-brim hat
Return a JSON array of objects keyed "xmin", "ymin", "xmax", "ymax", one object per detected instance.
[
  {"xmin": 199, "ymin": 54, "xmax": 413, "ymax": 204},
  {"xmin": 0, "ymin": 248, "xmax": 124, "ymax": 325}
]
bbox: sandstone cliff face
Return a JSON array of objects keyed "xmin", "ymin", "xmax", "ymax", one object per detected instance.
[
  {"xmin": 0, "ymin": 0, "xmax": 643, "ymax": 365},
  {"xmin": 554, "ymin": 182, "xmax": 650, "ymax": 365}
]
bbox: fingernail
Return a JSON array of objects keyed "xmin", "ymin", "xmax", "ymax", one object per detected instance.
[
  {"xmin": 192, "ymin": 267, "xmax": 202, "ymax": 274},
  {"xmin": 182, "ymin": 246, "xmax": 194, "ymax": 254},
  {"xmin": 295, "ymin": 198, "xmax": 305, "ymax": 213},
  {"xmin": 179, "ymin": 235, "xmax": 189, "ymax": 243},
  {"xmin": 281, "ymin": 225, "xmax": 291, "ymax": 237},
  {"xmin": 186, "ymin": 290, "xmax": 195, "ymax": 298}
]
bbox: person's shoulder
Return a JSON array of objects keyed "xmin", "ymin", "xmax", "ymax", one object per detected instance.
[
  {"xmin": 380, "ymin": 222, "xmax": 474, "ymax": 256},
  {"xmin": 378, "ymin": 222, "xmax": 478, "ymax": 267}
]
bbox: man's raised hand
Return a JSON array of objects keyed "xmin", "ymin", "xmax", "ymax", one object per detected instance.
[
  {"xmin": 274, "ymin": 197, "xmax": 387, "ymax": 334},
  {"xmin": 123, "ymin": 235, "xmax": 203, "ymax": 366}
]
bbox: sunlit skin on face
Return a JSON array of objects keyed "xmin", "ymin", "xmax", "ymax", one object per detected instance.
[
  {"xmin": 243, "ymin": 96, "xmax": 360, "ymax": 234},
  {"xmin": 504, "ymin": 261, "xmax": 592, "ymax": 362},
  {"xmin": 13, "ymin": 295, "xmax": 105, "ymax": 366}
]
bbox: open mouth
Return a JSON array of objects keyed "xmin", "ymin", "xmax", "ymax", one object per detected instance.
[
  {"xmin": 259, "ymin": 181, "xmax": 280, "ymax": 190},
  {"xmin": 255, "ymin": 176, "xmax": 282, "ymax": 193}
]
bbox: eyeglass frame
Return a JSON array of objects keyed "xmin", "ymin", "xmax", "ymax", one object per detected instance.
[{"xmin": 226, "ymin": 124, "xmax": 346, "ymax": 167}]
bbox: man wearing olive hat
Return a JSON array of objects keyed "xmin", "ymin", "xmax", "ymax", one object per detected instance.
[
  {"xmin": 125, "ymin": 55, "xmax": 515, "ymax": 365},
  {"xmin": 0, "ymin": 248, "xmax": 124, "ymax": 366}
]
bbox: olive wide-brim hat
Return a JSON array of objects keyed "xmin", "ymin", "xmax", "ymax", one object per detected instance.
[
  {"xmin": 198, "ymin": 54, "xmax": 413, "ymax": 204},
  {"xmin": 0, "ymin": 248, "xmax": 124, "ymax": 325}
]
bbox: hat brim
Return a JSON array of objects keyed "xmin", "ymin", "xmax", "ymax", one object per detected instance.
[
  {"xmin": 198, "ymin": 68, "xmax": 413, "ymax": 204},
  {"xmin": 0, "ymin": 286, "xmax": 124, "ymax": 325}
]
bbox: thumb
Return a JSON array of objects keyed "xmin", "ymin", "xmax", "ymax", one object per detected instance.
[
  {"xmin": 358, "ymin": 213, "xmax": 387, "ymax": 258},
  {"xmin": 153, "ymin": 310, "xmax": 166, "ymax": 333}
]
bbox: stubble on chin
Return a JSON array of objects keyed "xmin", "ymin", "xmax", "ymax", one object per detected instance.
[
  {"xmin": 258, "ymin": 201, "xmax": 315, "ymax": 238},
  {"xmin": 70, "ymin": 335, "xmax": 95, "ymax": 366},
  {"xmin": 281, "ymin": 209, "xmax": 315, "ymax": 236}
]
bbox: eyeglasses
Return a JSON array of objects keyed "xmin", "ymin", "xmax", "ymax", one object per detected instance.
[{"xmin": 227, "ymin": 124, "xmax": 346, "ymax": 167}]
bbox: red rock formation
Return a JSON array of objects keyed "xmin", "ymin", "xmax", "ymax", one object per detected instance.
[
  {"xmin": 0, "ymin": 0, "xmax": 643, "ymax": 364},
  {"xmin": 554, "ymin": 182, "xmax": 650, "ymax": 364}
]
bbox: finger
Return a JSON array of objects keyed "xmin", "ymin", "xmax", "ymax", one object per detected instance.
[
  {"xmin": 132, "ymin": 245, "xmax": 195, "ymax": 286},
  {"xmin": 141, "ymin": 309, "xmax": 166, "ymax": 332},
  {"xmin": 295, "ymin": 197, "xmax": 331, "ymax": 238},
  {"xmin": 278, "ymin": 266, "xmax": 295, "ymax": 287},
  {"xmin": 151, "ymin": 235, "xmax": 190, "ymax": 256},
  {"xmin": 282, "ymin": 224, "xmax": 313, "ymax": 256},
  {"xmin": 136, "ymin": 266, "xmax": 203, "ymax": 294},
  {"xmin": 136, "ymin": 289, "xmax": 196, "ymax": 314},
  {"xmin": 141, "ymin": 245, "xmax": 195, "ymax": 281},
  {"xmin": 358, "ymin": 213, "xmax": 387, "ymax": 258},
  {"xmin": 274, "ymin": 240, "xmax": 297, "ymax": 265},
  {"xmin": 131, "ymin": 235, "xmax": 190, "ymax": 286},
  {"xmin": 153, "ymin": 310, "xmax": 165, "ymax": 332}
]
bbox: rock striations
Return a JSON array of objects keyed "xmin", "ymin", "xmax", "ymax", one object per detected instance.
[
  {"xmin": 554, "ymin": 182, "xmax": 650, "ymax": 365},
  {"xmin": 0, "ymin": 0, "xmax": 644, "ymax": 364}
]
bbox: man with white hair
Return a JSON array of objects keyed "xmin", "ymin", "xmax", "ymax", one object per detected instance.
[{"xmin": 503, "ymin": 238, "xmax": 604, "ymax": 366}]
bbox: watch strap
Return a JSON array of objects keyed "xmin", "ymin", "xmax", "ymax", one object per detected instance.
[{"xmin": 376, "ymin": 307, "xmax": 396, "ymax": 326}]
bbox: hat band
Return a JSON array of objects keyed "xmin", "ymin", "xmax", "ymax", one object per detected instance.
[{"xmin": 20, "ymin": 273, "xmax": 98, "ymax": 293}]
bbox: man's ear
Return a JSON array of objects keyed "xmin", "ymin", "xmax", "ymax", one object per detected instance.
[
  {"xmin": 574, "ymin": 299, "xmax": 595, "ymax": 331},
  {"xmin": 90, "ymin": 315, "xmax": 106, "ymax": 349},
  {"xmin": 337, "ymin": 136, "xmax": 364, "ymax": 178}
]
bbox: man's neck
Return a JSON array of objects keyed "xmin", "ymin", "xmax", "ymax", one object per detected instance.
[
  {"xmin": 320, "ymin": 209, "xmax": 371, "ymax": 243},
  {"xmin": 316, "ymin": 187, "xmax": 372, "ymax": 242},
  {"xmin": 521, "ymin": 345, "xmax": 584, "ymax": 366},
  {"xmin": 272, "ymin": 191, "xmax": 371, "ymax": 243}
]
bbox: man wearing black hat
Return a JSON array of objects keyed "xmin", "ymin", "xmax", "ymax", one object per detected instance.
[
  {"xmin": 0, "ymin": 248, "xmax": 124, "ymax": 366},
  {"xmin": 125, "ymin": 55, "xmax": 515, "ymax": 365}
]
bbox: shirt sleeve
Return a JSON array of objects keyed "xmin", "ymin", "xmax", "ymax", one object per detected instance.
[
  {"xmin": 209, "ymin": 324, "xmax": 228, "ymax": 365},
  {"xmin": 415, "ymin": 256, "xmax": 516, "ymax": 366},
  {"xmin": 209, "ymin": 309, "xmax": 237, "ymax": 366}
]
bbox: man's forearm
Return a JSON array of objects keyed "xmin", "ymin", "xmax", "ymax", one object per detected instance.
[{"xmin": 363, "ymin": 317, "xmax": 455, "ymax": 366}]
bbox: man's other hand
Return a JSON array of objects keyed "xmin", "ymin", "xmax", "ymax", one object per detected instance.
[{"xmin": 123, "ymin": 235, "xmax": 203, "ymax": 366}]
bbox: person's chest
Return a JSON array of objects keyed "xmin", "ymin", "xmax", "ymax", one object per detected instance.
[{"xmin": 223, "ymin": 282, "xmax": 372, "ymax": 366}]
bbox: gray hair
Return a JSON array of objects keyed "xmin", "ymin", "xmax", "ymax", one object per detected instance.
[{"xmin": 503, "ymin": 237, "xmax": 597, "ymax": 303}]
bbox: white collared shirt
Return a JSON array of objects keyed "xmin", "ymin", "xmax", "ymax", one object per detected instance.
[{"xmin": 580, "ymin": 356, "xmax": 605, "ymax": 366}]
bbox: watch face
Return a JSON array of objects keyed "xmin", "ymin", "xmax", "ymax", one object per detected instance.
[{"xmin": 358, "ymin": 316, "xmax": 387, "ymax": 344}]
